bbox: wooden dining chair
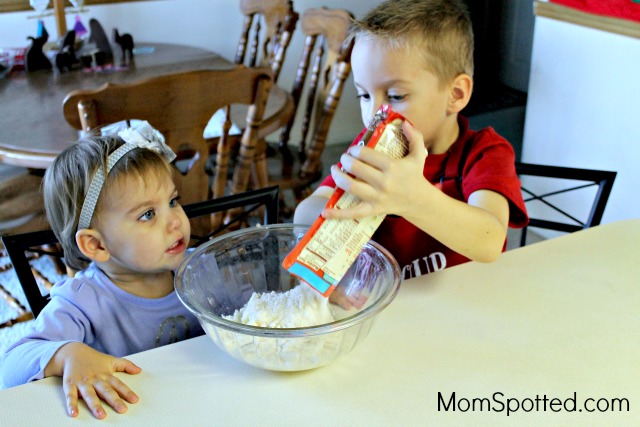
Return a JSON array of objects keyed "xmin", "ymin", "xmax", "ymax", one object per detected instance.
[
  {"xmin": 205, "ymin": 0, "xmax": 298, "ymax": 161},
  {"xmin": 1, "ymin": 186, "xmax": 279, "ymax": 319},
  {"xmin": 257, "ymin": 7, "xmax": 355, "ymax": 217},
  {"xmin": 513, "ymin": 162, "xmax": 617, "ymax": 247},
  {"xmin": 0, "ymin": 170, "xmax": 53, "ymax": 321},
  {"xmin": 236, "ymin": 0, "xmax": 299, "ymax": 83},
  {"xmin": 62, "ymin": 66, "xmax": 273, "ymax": 235},
  {"xmin": 208, "ymin": 0, "xmax": 298, "ymax": 135},
  {"xmin": 0, "ymin": 171, "xmax": 49, "ymax": 236},
  {"xmin": 0, "ymin": 167, "xmax": 65, "ymax": 328}
]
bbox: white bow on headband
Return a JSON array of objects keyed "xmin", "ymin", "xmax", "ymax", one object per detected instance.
[
  {"xmin": 116, "ymin": 121, "xmax": 176, "ymax": 163},
  {"xmin": 77, "ymin": 121, "xmax": 176, "ymax": 231}
]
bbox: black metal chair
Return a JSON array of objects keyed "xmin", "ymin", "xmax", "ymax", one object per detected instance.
[
  {"xmin": 514, "ymin": 162, "xmax": 616, "ymax": 247},
  {"xmin": 1, "ymin": 186, "xmax": 279, "ymax": 318}
]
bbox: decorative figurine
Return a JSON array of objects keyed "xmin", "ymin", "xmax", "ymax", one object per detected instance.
[
  {"xmin": 73, "ymin": 15, "xmax": 88, "ymax": 39},
  {"xmin": 26, "ymin": 24, "xmax": 52, "ymax": 72},
  {"xmin": 55, "ymin": 30, "xmax": 78, "ymax": 72},
  {"xmin": 88, "ymin": 18, "xmax": 113, "ymax": 66},
  {"xmin": 36, "ymin": 19, "xmax": 46, "ymax": 38},
  {"xmin": 114, "ymin": 29, "xmax": 134, "ymax": 66},
  {"xmin": 79, "ymin": 53, "xmax": 93, "ymax": 70},
  {"xmin": 0, "ymin": 63, "xmax": 9, "ymax": 79}
]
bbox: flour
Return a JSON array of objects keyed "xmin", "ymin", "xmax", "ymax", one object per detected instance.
[
  {"xmin": 223, "ymin": 284, "xmax": 334, "ymax": 328},
  {"xmin": 214, "ymin": 285, "xmax": 342, "ymax": 371}
]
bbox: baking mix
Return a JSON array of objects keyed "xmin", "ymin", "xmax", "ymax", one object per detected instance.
[{"xmin": 283, "ymin": 105, "xmax": 408, "ymax": 297}]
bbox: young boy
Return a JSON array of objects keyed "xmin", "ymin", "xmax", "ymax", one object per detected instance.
[{"xmin": 294, "ymin": 0, "xmax": 528, "ymax": 279}]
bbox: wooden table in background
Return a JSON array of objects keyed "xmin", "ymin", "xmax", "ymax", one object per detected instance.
[{"xmin": 0, "ymin": 43, "xmax": 287, "ymax": 169}]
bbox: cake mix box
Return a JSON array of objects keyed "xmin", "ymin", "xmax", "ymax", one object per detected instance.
[{"xmin": 283, "ymin": 105, "xmax": 409, "ymax": 297}]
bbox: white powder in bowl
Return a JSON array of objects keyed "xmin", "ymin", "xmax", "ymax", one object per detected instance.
[
  {"xmin": 214, "ymin": 285, "xmax": 344, "ymax": 371},
  {"xmin": 223, "ymin": 284, "xmax": 334, "ymax": 327}
]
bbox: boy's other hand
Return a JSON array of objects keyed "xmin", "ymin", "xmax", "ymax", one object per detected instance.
[
  {"xmin": 328, "ymin": 285, "xmax": 368, "ymax": 310},
  {"xmin": 47, "ymin": 342, "xmax": 141, "ymax": 419},
  {"xmin": 324, "ymin": 121, "xmax": 428, "ymax": 219}
]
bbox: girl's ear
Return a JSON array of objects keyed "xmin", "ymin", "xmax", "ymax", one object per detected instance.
[
  {"xmin": 75, "ymin": 229, "xmax": 110, "ymax": 263},
  {"xmin": 447, "ymin": 73, "xmax": 473, "ymax": 114}
]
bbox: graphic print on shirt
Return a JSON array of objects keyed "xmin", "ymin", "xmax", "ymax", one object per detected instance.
[
  {"xmin": 155, "ymin": 315, "xmax": 192, "ymax": 347},
  {"xmin": 401, "ymin": 252, "xmax": 447, "ymax": 280}
]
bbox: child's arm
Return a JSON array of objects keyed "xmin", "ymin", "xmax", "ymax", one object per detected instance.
[
  {"xmin": 44, "ymin": 342, "xmax": 141, "ymax": 419},
  {"xmin": 293, "ymin": 185, "xmax": 334, "ymax": 225},
  {"xmin": 322, "ymin": 121, "xmax": 509, "ymax": 263}
]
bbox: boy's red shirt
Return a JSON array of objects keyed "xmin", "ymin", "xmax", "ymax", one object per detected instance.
[{"xmin": 320, "ymin": 115, "xmax": 528, "ymax": 279}]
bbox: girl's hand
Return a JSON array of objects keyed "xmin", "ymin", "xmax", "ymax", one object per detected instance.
[
  {"xmin": 47, "ymin": 342, "xmax": 141, "ymax": 419},
  {"xmin": 323, "ymin": 121, "xmax": 428, "ymax": 219}
]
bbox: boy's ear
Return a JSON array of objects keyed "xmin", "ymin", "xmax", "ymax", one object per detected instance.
[
  {"xmin": 447, "ymin": 73, "xmax": 473, "ymax": 114},
  {"xmin": 75, "ymin": 229, "xmax": 110, "ymax": 263}
]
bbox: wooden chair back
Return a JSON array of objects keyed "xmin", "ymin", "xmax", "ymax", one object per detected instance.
[
  {"xmin": 1, "ymin": 186, "xmax": 279, "ymax": 319},
  {"xmin": 0, "ymin": 172, "xmax": 49, "ymax": 237},
  {"xmin": 236, "ymin": 0, "xmax": 299, "ymax": 82},
  {"xmin": 202, "ymin": 0, "xmax": 298, "ymax": 203},
  {"xmin": 62, "ymin": 66, "xmax": 273, "ymax": 234},
  {"xmin": 260, "ymin": 7, "xmax": 354, "ymax": 215},
  {"xmin": 514, "ymin": 162, "xmax": 617, "ymax": 246}
]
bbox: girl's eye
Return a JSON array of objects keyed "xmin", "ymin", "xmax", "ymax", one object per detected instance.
[
  {"xmin": 139, "ymin": 210, "xmax": 155, "ymax": 222},
  {"xmin": 388, "ymin": 94, "xmax": 407, "ymax": 102},
  {"xmin": 356, "ymin": 93, "xmax": 370, "ymax": 101},
  {"xmin": 169, "ymin": 195, "xmax": 180, "ymax": 208}
]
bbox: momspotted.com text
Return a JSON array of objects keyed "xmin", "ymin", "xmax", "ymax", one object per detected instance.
[{"xmin": 438, "ymin": 391, "xmax": 630, "ymax": 416}]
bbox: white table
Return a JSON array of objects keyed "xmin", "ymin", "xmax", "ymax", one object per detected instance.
[{"xmin": 1, "ymin": 220, "xmax": 638, "ymax": 425}]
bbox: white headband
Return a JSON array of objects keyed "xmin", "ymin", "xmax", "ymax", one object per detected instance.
[{"xmin": 77, "ymin": 121, "xmax": 176, "ymax": 231}]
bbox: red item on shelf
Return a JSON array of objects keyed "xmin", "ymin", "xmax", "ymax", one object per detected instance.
[{"xmin": 549, "ymin": 0, "xmax": 640, "ymax": 23}]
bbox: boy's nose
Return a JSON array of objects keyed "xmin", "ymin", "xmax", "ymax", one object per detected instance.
[{"xmin": 363, "ymin": 101, "xmax": 381, "ymax": 128}]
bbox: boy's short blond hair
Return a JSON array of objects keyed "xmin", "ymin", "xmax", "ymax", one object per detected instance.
[
  {"xmin": 43, "ymin": 135, "xmax": 172, "ymax": 271},
  {"xmin": 351, "ymin": 0, "xmax": 474, "ymax": 86}
]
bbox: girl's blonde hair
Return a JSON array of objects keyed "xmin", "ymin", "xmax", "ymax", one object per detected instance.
[
  {"xmin": 43, "ymin": 135, "xmax": 172, "ymax": 271},
  {"xmin": 350, "ymin": 0, "xmax": 474, "ymax": 87}
]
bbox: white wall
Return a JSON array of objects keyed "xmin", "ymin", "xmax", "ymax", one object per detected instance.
[
  {"xmin": 522, "ymin": 16, "xmax": 640, "ymax": 223},
  {"xmin": 0, "ymin": 0, "xmax": 382, "ymax": 145}
]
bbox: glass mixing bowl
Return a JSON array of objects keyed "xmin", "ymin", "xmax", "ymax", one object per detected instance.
[{"xmin": 175, "ymin": 224, "xmax": 401, "ymax": 371}]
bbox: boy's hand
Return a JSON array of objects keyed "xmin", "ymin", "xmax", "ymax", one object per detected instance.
[
  {"xmin": 324, "ymin": 121, "xmax": 428, "ymax": 219},
  {"xmin": 329, "ymin": 285, "xmax": 367, "ymax": 310},
  {"xmin": 46, "ymin": 342, "xmax": 141, "ymax": 419}
]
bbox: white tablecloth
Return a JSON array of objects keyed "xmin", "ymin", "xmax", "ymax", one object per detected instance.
[{"xmin": 1, "ymin": 219, "xmax": 638, "ymax": 426}]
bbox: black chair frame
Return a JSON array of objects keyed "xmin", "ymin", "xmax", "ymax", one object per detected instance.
[
  {"xmin": 1, "ymin": 186, "xmax": 279, "ymax": 318},
  {"xmin": 187, "ymin": 186, "xmax": 279, "ymax": 246},
  {"xmin": 515, "ymin": 162, "xmax": 616, "ymax": 246}
]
